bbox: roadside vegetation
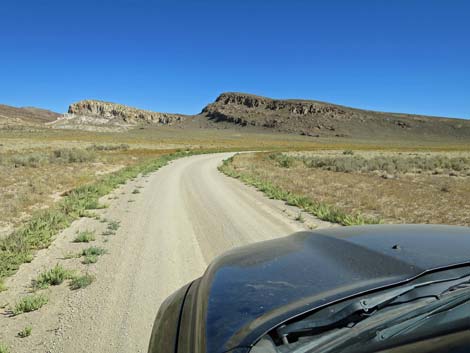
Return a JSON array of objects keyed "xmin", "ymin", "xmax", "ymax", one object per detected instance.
[
  {"xmin": 220, "ymin": 157, "xmax": 380, "ymax": 226},
  {"xmin": 73, "ymin": 230, "xmax": 96, "ymax": 243},
  {"xmin": 0, "ymin": 149, "xmax": 211, "ymax": 284},
  {"xmin": 17, "ymin": 326, "xmax": 32, "ymax": 338},
  {"xmin": 70, "ymin": 273, "xmax": 95, "ymax": 290},
  {"xmin": 81, "ymin": 246, "xmax": 107, "ymax": 264},
  {"xmin": 221, "ymin": 152, "xmax": 470, "ymax": 226},
  {"xmin": 33, "ymin": 264, "xmax": 75, "ymax": 289},
  {"xmin": 0, "ymin": 343, "xmax": 9, "ymax": 353},
  {"xmin": 12, "ymin": 294, "xmax": 48, "ymax": 315}
]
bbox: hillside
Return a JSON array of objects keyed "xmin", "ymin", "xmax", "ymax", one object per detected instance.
[
  {"xmin": 197, "ymin": 92, "xmax": 470, "ymax": 140},
  {"xmin": 0, "ymin": 104, "xmax": 60, "ymax": 126},
  {"xmin": 51, "ymin": 100, "xmax": 187, "ymax": 130}
]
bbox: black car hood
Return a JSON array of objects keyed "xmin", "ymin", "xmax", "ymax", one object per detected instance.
[{"xmin": 193, "ymin": 225, "xmax": 470, "ymax": 353}]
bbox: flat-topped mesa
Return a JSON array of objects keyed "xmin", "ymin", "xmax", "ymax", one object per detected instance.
[
  {"xmin": 201, "ymin": 92, "xmax": 470, "ymax": 139},
  {"xmin": 210, "ymin": 92, "xmax": 347, "ymax": 116},
  {"xmin": 67, "ymin": 99, "xmax": 185, "ymax": 125}
]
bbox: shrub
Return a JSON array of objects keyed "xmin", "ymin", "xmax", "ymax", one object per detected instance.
[
  {"xmin": 82, "ymin": 255, "xmax": 98, "ymax": 264},
  {"xmin": 51, "ymin": 148, "xmax": 96, "ymax": 164},
  {"xmin": 269, "ymin": 153, "xmax": 295, "ymax": 168},
  {"xmin": 0, "ymin": 343, "xmax": 9, "ymax": 353},
  {"xmin": 301, "ymin": 154, "xmax": 470, "ymax": 175},
  {"xmin": 73, "ymin": 231, "xmax": 95, "ymax": 243},
  {"xmin": 81, "ymin": 246, "xmax": 107, "ymax": 257},
  {"xmin": 34, "ymin": 264, "xmax": 75, "ymax": 289},
  {"xmin": 18, "ymin": 326, "xmax": 32, "ymax": 338},
  {"xmin": 70, "ymin": 274, "xmax": 94, "ymax": 290},
  {"xmin": 13, "ymin": 294, "xmax": 48, "ymax": 315},
  {"xmin": 81, "ymin": 246, "xmax": 107, "ymax": 264},
  {"xmin": 11, "ymin": 153, "xmax": 47, "ymax": 168}
]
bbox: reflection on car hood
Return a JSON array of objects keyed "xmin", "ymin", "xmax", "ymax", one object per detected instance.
[{"xmin": 195, "ymin": 225, "xmax": 470, "ymax": 353}]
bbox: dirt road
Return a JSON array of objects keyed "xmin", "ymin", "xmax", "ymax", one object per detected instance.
[{"xmin": 1, "ymin": 153, "xmax": 333, "ymax": 353}]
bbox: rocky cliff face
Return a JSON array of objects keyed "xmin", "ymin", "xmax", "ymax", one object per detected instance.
[
  {"xmin": 65, "ymin": 100, "xmax": 185, "ymax": 126},
  {"xmin": 200, "ymin": 92, "xmax": 470, "ymax": 139}
]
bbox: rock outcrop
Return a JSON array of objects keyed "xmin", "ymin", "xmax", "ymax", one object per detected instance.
[
  {"xmin": 65, "ymin": 100, "xmax": 185, "ymax": 126},
  {"xmin": 200, "ymin": 92, "xmax": 470, "ymax": 139}
]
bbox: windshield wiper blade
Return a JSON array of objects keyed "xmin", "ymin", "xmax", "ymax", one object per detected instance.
[
  {"xmin": 277, "ymin": 274, "xmax": 470, "ymax": 342},
  {"xmin": 277, "ymin": 284, "xmax": 420, "ymax": 339},
  {"xmin": 375, "ymin": 287, "xmax": 470, "ymax": 341}
]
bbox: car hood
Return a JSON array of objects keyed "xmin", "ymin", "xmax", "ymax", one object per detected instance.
[{"xmin": 193, "ymin": 225, "xmax": 470, "ymax": 353}]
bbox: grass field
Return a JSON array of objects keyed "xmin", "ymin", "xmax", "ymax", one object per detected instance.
[{"xmin": 222, "ymin": 151, "xmax": 470, "ymax": 227}]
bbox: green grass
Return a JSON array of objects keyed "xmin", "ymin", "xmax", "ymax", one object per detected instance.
[
  {"xmin": 81, "ymin": 246, "xmax": 107, "ymax": 257},
  {"xmin": 107, "ymin": 221, "xmax": 120, "ymax": 231},
  {"xmin": 0, "ymin": 150, "xmax": 215, "ymax": 285},
  {"xmin": 13, "ymin": 294, "xmax": 48, "ymax": 315},
  {"xmin": 33, "ymin": 264, "xmax": 75, "ymax": 289},
  {"xmin": 18, "ymin": 326, "xmax": 32, "ymax": 338},
  {"xmin": 70, "ymin": 273, "xmax": 95, "ymax": 290},
  {"xmin": 81, "ymin": 246, "xmax": 107, "ymax": 264},
  {"xmin": 219, "ymin": 156, "xmax": 381, "ymax": 226},
  {"xmin": 82, "ymin": 255, "xmax": 98, "ymax": 264},
  {"xmin": 73, "ymin": 231, "xmax": 95, "ymax": 243},
  {"xmin": 0, "ymin": 278, "xmax": 6, "ymax": 292},
  {"xmin": 63, "ymin": 251, "xmax": 81, "ymax": 260},
  {"xmin": 103, "ymin": 220, "xmax": 120, "ymax": 236},
  {"xmin": 0, "ymin": 343, "xmax": 9, "ymax": 353}
]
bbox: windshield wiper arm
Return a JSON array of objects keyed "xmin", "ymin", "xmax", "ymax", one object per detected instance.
[
  {"xmin": 277, "ymin": 274, "xmax": 470, "ymax": 342},
  {"xmin": 375, "ymin": 287, "xmax": 470, "ymax": 341},
  {"xmin": 277, "ymin": 284, "xmax": 421, "ymax": 339}
]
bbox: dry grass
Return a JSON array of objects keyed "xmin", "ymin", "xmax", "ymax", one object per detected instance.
[{"xmin": 226, "ymin": 152, "xmax": 470, "ymax": 226}]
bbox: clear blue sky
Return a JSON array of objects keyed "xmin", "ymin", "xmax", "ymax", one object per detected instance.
[{"xmin": 1, "ymin": 0, "xmax": 469, "ymax": 118}]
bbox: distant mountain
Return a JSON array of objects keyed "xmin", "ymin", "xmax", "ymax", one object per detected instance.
[
  {"xmin": 51, "ymin": 100, "xmax": 187, "ymax": 130},
  {"xmin": 6, "ymin": 93, "xmax": 469, "ymax": 141},
  {"xmin": 196, "ymin": 92, "xmax": 470, "ymax": 140},
  {"xmin": 0, "ymin": 104, "xmax": 60, "ymax": 126}
]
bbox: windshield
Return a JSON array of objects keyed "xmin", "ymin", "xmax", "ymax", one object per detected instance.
[{"xmin": 251, "ymin": 270, "xmax": 470, "ymax": 353}]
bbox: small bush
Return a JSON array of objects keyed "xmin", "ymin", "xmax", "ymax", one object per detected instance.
[
  {"xmin": 73, "ymin": 231, "xmax": 95, "ymax": 243},
  {"xmin": 13, "ymin": 294, "xmax": 48, "ymax": 315},
  {"xmin": 51, "ymin": 148, "xmax": 96, "ymax": 164},
  {"xmin": 82, "ymin": 255, "xmax": 98, "ymax": 264},
  {"xmin": 108, "ymin": 221, "xmax": 120, "ymax": 231},
  {"xmin": 132, "ymin": 189, "xmax": 140, "ymax": 194},
  {"xmin": 70, "ymin": 274, "xmax": 95, "ymax": 290},
  {"xmin": 269, "ymin": 153, "xmax": 295, "ymax": 168},
  {"xmin": 0, "ymin": 343, "xmax": 9, "ymax": 353},
  {"xmin": 18, "ymin": 326, "xmax": 32, "ymax": 338},
  {"xmin": 34, "ymin": 264, "xmax": 75, "ymax": 289},
  {"xmin": 11, "ymin": 153, "xmax": 47, "ymax": 168},
  {"xmin": 81, "ymin": 246, "xmax": 107, "ymax": 264},
  {"xmin": 343, "ymin": 150, "xmax": 354, "ymax": 155},
  {"xmin": 81, "ymin": 246, "xmax": 107, "ymax": 257}
]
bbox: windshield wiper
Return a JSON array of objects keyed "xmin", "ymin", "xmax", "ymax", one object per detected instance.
[
  {"xmin": 276, "ymin": 284, "xmax": 419, "ymax": 341},
  {"xmin": 276, "ymin": 274, "xmax": 470, "ymax": 344},
  {"xmin": 375, "ymin": 286, "xmax": 470, "ymax": 341}
]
